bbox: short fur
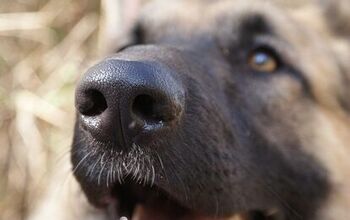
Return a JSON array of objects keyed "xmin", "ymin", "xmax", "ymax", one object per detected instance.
[{"xmin": 31, "ymin": 0, "xmax": 350, "ymax": 220}]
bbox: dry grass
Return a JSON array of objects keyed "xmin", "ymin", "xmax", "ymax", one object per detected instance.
[{"xmin": 0, "ymin": 0, "xmax": 101, "ymax": 219}]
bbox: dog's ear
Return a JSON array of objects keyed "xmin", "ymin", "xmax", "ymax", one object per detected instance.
[{"xmin": 98, "ymin": 0, "xmax": 143, "ymax": 55}]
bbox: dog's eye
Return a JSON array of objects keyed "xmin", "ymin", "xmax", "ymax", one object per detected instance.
[{"xmin": 248, "ymin": 47, "xmax": 279, "ymax": 73}]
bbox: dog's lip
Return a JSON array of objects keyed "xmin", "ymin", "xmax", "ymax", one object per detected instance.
[
  {"xmin": 127, "ymin": 205, "xmax": 235, "ymax": 220},
  {"xmin": 93, "ymin": 181, "xmax": 281, "ymax": 220}
]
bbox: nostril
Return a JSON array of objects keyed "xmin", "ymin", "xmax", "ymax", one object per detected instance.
[
  {"xmin": 132, "ymin": 95, "xmax": 160, "ymax": 123},
  {"xmin": 77, "ymin": 90, "xmax": 107, "ymax": 116},
  {"xmin": 132, "ymin": 94, "xmax": 166, "ymax": 124}
]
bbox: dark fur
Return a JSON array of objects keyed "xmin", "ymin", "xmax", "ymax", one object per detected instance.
[{"xmin": 72, "ymin": 1, "xmax": 350, "ymax": 219}]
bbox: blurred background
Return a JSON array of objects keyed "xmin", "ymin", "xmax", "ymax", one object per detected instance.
[
  {"xmin": 0, "ymin": 0, "xmax": 349, "ymax": 220},
  {"xmin": 0, "ymin": 0, "xmax": 102, "ymax": 219}
]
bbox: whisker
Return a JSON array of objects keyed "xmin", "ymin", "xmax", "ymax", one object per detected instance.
[
  {"xmin": 166, "ymin": 153, "xmax": 189, "ymax": 203},
  {"xmin": 87, "ymin": 154, "xmax": 100, "ymax": 180},
  {"xmin": 98, "ymin": 153, "xmax": 106, "ymax": 186},
  {"xmin": 72, "ymin": 151, "xmax": 92, "ymax": 175},
  {"xmin": 151, "ymin": 164, "xmax": 155, "ymax": 187}
]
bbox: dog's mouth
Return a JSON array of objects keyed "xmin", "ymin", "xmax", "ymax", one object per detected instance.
[
  {"xmin": 107, "ymin": 181, "xmax": 191, "ymax": 220},
  {"xmin": 100, "ymin": 179, "xmax": 282, "ymax": 220}
]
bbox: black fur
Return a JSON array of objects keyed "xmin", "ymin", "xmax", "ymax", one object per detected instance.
[{"xmin": 72, "ymin": 2, "xmax": 334, "ymax": 219}]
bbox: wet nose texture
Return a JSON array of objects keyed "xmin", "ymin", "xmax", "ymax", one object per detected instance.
[{"xmin": 75, "ymin": 59, "xmax": 185, "ymax": 150}]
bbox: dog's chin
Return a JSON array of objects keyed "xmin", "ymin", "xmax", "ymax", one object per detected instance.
[
  {"xmin": 85, "ymin": 178, "xmax": 282, "ymax": 220},
  {"xmin": 73, "ymin": 133, "xmax": 283, "ymax": 220}
]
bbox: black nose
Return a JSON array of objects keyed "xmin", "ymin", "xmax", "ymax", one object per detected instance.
[{"xmin": 75, "ymin": 59, "xmax": 185, "ymax": 149}]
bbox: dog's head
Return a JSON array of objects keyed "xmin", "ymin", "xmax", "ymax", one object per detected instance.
[{"xmin": 72, "ymin": 1, "xmax": 350, "ymax": 219}]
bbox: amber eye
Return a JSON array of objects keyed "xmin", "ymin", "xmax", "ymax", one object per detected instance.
[{"xmin": 248, "ymin": 48, "xmax": 279, "ymax": 73}]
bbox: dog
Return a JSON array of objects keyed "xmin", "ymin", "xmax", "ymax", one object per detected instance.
[{"xmin": 69, "ymin": 0, "xmax": 350, "ymax": 220}]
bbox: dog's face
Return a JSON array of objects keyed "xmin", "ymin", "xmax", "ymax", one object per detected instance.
[{"xmin": 72, "ymin": 1, "xmax": 350, "ymax": 220}]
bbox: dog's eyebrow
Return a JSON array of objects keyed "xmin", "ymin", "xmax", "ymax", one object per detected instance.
[{"xmin": 239, "ymin": 13, "xmax": 274, "ymax": 38}]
